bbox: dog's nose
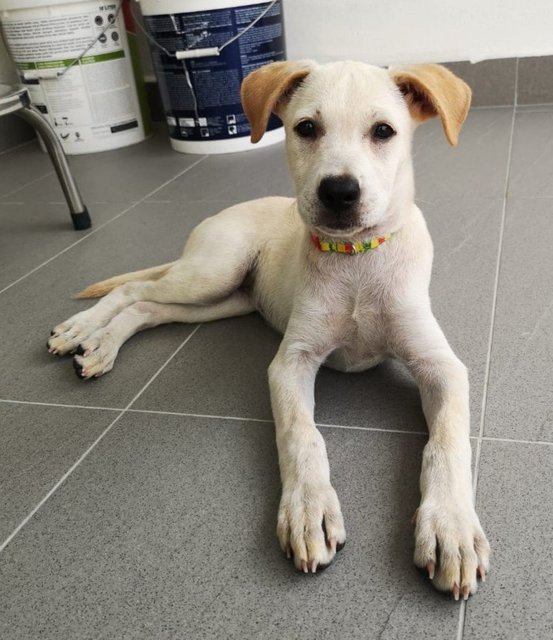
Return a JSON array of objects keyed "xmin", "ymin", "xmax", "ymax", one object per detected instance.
[{"xmin": 317, "ymin": 175, "xmax": 361, "ymax": 211}]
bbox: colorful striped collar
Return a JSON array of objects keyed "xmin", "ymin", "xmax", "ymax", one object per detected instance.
[{"xmin": 310, "ymin": 231, "xmax": 395, "ymax": 255}]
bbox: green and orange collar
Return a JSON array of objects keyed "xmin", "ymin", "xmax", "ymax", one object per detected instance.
[{"xmin": 310, "ymin": 231, "xmax": 396, "ymax": 255}]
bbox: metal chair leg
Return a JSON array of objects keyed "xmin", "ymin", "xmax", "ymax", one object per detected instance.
[{"xmin": 16, "ymin": 105, "xmax": 91, "ymax": 230}]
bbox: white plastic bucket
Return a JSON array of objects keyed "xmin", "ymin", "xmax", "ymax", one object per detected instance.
[
  {"xmin": 0, "ymin": 0, "xmax": 149, "ymax": 154},
  {"xmin": 139, "ymin": 0, "xmax": 286, "ymax": 154}
]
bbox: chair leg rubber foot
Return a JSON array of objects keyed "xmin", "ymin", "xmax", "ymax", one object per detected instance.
[{"xmin": 71, "ymin": 208, "xmax": 91, "ymax": 230}]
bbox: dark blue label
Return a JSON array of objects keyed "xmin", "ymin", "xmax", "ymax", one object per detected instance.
[{"xmin": 144, "ymin": 1, "xmax": 286, "ymax": 142}]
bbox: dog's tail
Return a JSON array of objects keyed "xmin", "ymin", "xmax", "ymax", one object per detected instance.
[{"xmin": 76, "ymin": 262, "xmax": 177, "ymax": 299}]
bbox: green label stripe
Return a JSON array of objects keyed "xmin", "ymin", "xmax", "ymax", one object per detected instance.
[
  {"xmin": 36, "ymin": 59, "xmax": 75, "ymax": 69},
  {"xmin": 81, "ymin": 50, "xmax": 125, "ymax": 64},
  {"xmin": 18, "ymin": 50, "xmax": 125, "ymax": 71}
]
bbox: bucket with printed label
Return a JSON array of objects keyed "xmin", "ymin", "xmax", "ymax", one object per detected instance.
[
  {"xmin": 0, "ymin": 0, "xmax": 150, "ymax": 155},
  {"xmin": 138, "ymin": 0, "xmax": 286, "ymax": 154}
]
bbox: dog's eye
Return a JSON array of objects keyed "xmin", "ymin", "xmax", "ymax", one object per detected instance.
[
  {"xmin": 372, "ymin": 123, "xmax": 396, "ymax": 141},
  {"xmin": 295, "ymin": 120, "xmax": 317, "ymax": 139}
]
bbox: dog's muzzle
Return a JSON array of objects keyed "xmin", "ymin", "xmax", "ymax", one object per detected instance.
[{"xmin": 316, "ymin": 175, "xmax": 361, "ymax": 230}]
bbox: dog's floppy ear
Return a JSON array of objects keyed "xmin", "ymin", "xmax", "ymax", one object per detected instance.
[
  {"xmin": 241, "ymin": 61, "xmax": 313, "ymax": 143},
  {"xmin": 389, "ymin": 64, "xmax": 471, "ymax": 146}
]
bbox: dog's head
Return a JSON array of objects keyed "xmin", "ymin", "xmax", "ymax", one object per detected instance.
[{"xmin": 241, "ymin": 60, "xmax": 471, "ymax": 238}]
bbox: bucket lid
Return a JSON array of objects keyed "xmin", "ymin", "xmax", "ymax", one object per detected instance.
[
  {"xmin": 0, "ymin": 0, "xmax": 96, "ymax": 12},
  {"xmin": 138, "ymin": 0, "xmax": 272, "ymax": 14}
]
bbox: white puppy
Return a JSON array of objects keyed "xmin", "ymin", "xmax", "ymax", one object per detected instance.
[{"xmin": 48, "ymin": 60, "xmax": 490, "ymax": 600}]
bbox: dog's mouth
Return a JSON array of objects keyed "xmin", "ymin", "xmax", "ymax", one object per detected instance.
[{"xmin": 313, "ymin": 223, "xmax": 367, "ymax": 239}]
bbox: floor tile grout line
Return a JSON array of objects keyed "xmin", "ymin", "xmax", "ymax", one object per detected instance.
[
  {"xmin": 0, "ymin": 156, "xmax": 208, "ymax": 297},
  {"xmin": 0, "ymin": 411, "xmax": 128, "ymax": 556},
  {"xmin": 473, "ymin": 63, "xmax": 518, "ymax": 495},
  {"xmin": 0, "ymin": 398, "xmax": 123, "ymax": 412},
  {"xmin": 515, "ymin": 107, "xmax": 553, "ymax": 113},
  {"xmin": 479, "ymin": 195, "xmax": 553, "ymax": 200},
  {"xmin": 0, "ymin": 324, "xmax": 202, "ymax": 556},
  {"xmin": 457, "ymin": 58, "xmax": 519, "ymax": 640},
  {"xmin": 128, "ymin": 408, "xmax": 274, "ymax": 423},
  {"xmin": 480, "ymin": 435, "xmax": 553, "ymax": 447},
  {"xmin": 0, "ymin": 138, "xmax": 36, "ymax": 157},
  {"xmin": 464, "ymin": 100, "xmax": 553, "ymax": 111},
  {"xmin": 457, "ymin": 597, "xmax": 467, "ymax": 639},
  {"xmin": 123, "ymin": 324, "xmax": 203, "ymax": 411},
  {"xmin": 514, "ymin": 58, "xmax": 520, "ymax": 109},
  {"xmin": 144, "ymin": 198, "xmax": 274, "ymax": 204},
  {"xmin": 0, "ymin": 200, "xmax": 143, "ymax": 206},
  {"xmin": 470, "ymin": 103, "xmax": 514, "ymax": 111},
  {"xmin": 515, "ymin": 102, "xmax": 553, "ymax": 110},
  {"xmin": 317, "ymin": 422, "xmax": 428, "ymax": 436},
  {"xmin": 3, "ymin": 397, "xmax": 553, "ymax": 446},
  {"xmin": 0, "ymin": 170, "xmax": 55, "ymax": 201}
]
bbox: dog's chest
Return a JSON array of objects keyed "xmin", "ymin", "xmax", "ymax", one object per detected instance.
[{"xmin": 320, "ymin": 265, "xmax": 388, "ymax": 367}]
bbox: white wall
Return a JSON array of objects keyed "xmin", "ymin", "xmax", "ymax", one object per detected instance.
[
  {"xmin": 284, "ymin": 0, "xmax": 553, "ymax": 65},
  {"xmin": 133, "ymin": 0, "xmax": 553, "ymax": 79},
  {"xmin": 2, "ymin": 2, "xmax": 551, "ymax": 85}
]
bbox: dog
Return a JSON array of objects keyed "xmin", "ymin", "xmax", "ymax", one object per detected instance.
[{"xmin": 47, "ymin": 60, "xmax": 490, "ymax": 600}]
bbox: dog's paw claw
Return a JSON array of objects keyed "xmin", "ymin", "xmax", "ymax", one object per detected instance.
[
  {"xmin": 427, "ymin": 560, "xmax": 435, "ymax": 580},
  {"xmin": 47, "ymin": 310, "xmax": 108, "ymax": 357},
  {"xmin": 478, "ymin": 565, "xmax": 487, "ymax": 582},
  {"xmin": 278, "ymin": 482, "xmax": 346, "ymax": 575},
  {"xmin": 414, "ymin": 500, "xmax": 490, "ymax": 599},
  {"xmin": 72, "ymin": 357, "xmax": 84, "ymax": 377}
]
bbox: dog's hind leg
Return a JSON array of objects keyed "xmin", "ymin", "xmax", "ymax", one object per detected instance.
[
  {"xmin": 48, "ymin": 209, "xmax": 257, "ymax": 356},
  {"xmin": 72, "ymin": 292, "xmax": 254, "ymax": 379}
]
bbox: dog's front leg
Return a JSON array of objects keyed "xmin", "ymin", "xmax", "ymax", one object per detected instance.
[
  {"xmin": 268, "ymin": 337, "xmax": 346, "ymax": 573},
  {"xmin": 392, "ymin": 307, "xmax": 490, "ymax": 599}
]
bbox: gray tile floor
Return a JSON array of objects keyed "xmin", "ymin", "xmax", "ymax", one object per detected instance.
[{"xmin": 1, "ymin": 108, "xmax": 552, "ymax": 639}]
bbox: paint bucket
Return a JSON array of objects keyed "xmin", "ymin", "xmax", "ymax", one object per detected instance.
[
  {"xmin": 0, "ymin": 0, "xmax": 150, "ymax": 155},
  {"xmin": 138, "ymin": 0, "xmax": 286, "ymax": 154}
]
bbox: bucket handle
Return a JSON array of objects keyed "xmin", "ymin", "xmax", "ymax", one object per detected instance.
[{"xmin": 131, "ymin": 0, "xmax": 278, "ymax": 61}]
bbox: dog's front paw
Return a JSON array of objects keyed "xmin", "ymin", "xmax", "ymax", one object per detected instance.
[
  {"xmin": 277, "ymin": 481, "xmax": 346, "ymax": 573},
  {"xmin": 71, "ymin": 329, "xmax": 118, "ymax": 379},
  {"xmin": 413, "ymin": 500, "xmax": 490, "ymax": 600},
  {"xmin": 47, "ymin": 311, "xmax": 99, "ymax": 356}
]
